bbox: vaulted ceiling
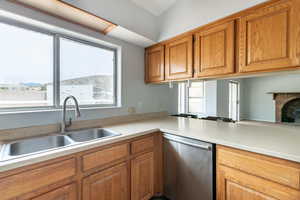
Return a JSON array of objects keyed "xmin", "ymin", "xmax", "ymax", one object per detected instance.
[
  {"xmin": 0, "ymin": 0, "xmax": 268, "ymax": 47},
  {"xmin": 130, "ymin": 0, "xmax": 177, "ymax": 16}
]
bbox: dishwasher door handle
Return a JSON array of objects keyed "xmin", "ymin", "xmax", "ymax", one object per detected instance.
[{"xmin": 164, "ymin": 135, "xmax": 212, "ymax": 151}]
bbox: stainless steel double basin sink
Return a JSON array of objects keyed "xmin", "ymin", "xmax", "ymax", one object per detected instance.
[{"xmin": 0, "ymin": 128, "xmax": 121, "ymax": 161}]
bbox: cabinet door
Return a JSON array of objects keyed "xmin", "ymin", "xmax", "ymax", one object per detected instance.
[
  {"xmin": 194, "ymin": 21, "xmax": 235, "ymax": 77},
  {"xmin": 145, "ymin": 45, "xmax": 165, "ymax": 83},
  {"xmin": 131, "ymin": 152, "xmax": 154, "ymax": 200},
  {"xmin": 238, "ymin": 0, "xmax": 299, "ymax": 73},
  {"xmin": 31, "ymin": 184, "xmax": 77, "ymax": 200},
  {"xmin": 82, "ymin": 163, "xmax": 129, "ymax": 200},
  {"xmin": 165, "ymin": 35, "xmax": 193, "ymax": 80},
  {"xmin": 217, "ymin": 165, "xmax": 300, "ymax": 200}
]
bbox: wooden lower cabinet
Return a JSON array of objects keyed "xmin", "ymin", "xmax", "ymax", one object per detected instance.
[
  {"xmin": 217, "ymin": 145, "xmax": 300, "ymax": 200},
  {"xmin": 82, "ymin": 163, "xmax": 129, "ymax": 200},
  {"xmin": 131, "ymin": 152, "xmax": 155, "ymax": 200},
  {"xmin": 31, "ymin": 184, "xmax": 77, "ymax": 200},
  {"xmin": 217, "ymin": 165, "xmax": 300, "ymax": 200},
  {"xmin": 0, "ymin": 133, "xmax": 161, "ymax": 200}
]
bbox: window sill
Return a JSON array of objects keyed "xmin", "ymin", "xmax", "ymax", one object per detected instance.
[{"xmin": 0, "ymin": 105, "xmax": 122, "ymax": 115}]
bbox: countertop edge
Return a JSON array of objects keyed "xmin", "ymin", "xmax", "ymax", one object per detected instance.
[
  {"xmin": 0, "ymin": 128, "xmax": 159, "ymax": 173},
  {"xmin": 1, "ymin": 116, "xmax": 300, "ymax": 173}
]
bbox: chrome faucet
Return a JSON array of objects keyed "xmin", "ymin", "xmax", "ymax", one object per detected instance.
[{"xmin": 61, "ymin": 96, "xmax": 81, "ymax": 133}]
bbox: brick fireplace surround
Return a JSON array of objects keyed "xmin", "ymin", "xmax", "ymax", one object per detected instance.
[{"xmin": 272, "ymin": 93, "xmax": 300, "ymax": 122}]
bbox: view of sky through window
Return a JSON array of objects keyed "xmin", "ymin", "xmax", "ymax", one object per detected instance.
[
  {"xmin": 59, "ymin": 38, "xmax": 115, "ymax": 105},
  {"xmin": 0, "ymin": 23, "xmax": 53, "ymax": 108},
  {"xmin": 0, "ymin": 22, "xmax": 116, "ymax": 109}
]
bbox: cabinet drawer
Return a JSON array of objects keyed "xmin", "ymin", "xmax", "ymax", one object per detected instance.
[
  {"xmin": 131, "ymin": 136, "xmax": 154, "ymax": 154},
  {"xmin": 0, "ymin": 158, "xmax": 76, "ymax": 200},
  {"xmin": 217, "ymin": 145, "xmax": 300, "ymax": 189},
  {"xmin": 82, "ymin": 143, "xmax": 129, "ymax": 172}
]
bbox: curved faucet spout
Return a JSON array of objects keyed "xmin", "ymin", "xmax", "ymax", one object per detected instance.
[{"xmin": 61, "ymin": 95, "xmax": 81, "ymax": 133}]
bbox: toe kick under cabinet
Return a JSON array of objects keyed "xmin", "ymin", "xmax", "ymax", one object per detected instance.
[{"xmin": 0, "ymin": 133, "xmax": 163, "ymax": 200}]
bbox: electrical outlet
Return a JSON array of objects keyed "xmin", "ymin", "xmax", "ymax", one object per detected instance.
[{"xmin": 128, "ymin": 107, "xmax": 136, "ymax": 114}]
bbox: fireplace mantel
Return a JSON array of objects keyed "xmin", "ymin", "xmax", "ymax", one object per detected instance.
[
  {"xmin": 270, "ymin": 92, "xmax": 300, "ymax": 122},
  {"xmin": 267, "ymin": 92, "xmax": 300, "ymax": 100}
]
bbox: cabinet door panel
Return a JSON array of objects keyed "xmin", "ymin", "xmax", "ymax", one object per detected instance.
[
  {"xmin": 31, "ymin": 184, "xmax": 77, "ymax": 200},
  {"xmin": 131, "ymin": 152, "xmax": 154, "ymax": 200},
  {"xmin": 239, "ymin": 0, "xmax": 299, "ymax": 72},
  {"xmin": 83, "ymin": 163, "xmax": 128, "ymax": 200},
  {"xmin": 217, "ymin": 165, "xmax": 300, "ymax": 200},
  {"xmin": 165, "ymin": 36, "xmax": 193, "ymax": 80},
  {"xmin": 226, "ymin": 181, "xmax": 275, "ymax": 200},
  {"xmin": 195, "ymin": 21, "xmax": 235, "ymax": 77},
  {"xmin": 145, "ymin": 45, "xmax": 165, "ymax": 83}
]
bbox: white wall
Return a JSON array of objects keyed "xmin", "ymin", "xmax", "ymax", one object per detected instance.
[
  {"xmin": 158, "ymin": 0, "xmax": 267, "ymax": 41},
  {"xmin": 207, "ymin": 79, "xmax": 242, "ymax": 118},
  {"xmin": 216, "ymin": 80, "xmax": 231, "ymax": 118},
  {"xmin": 0, "ymin": 3, "xmax": 175, "ymax": 130},
  {"xmin": 240, "ymin": 73, "xmax": 300, "ymax": 122},
  {"xmin": 205, "ymin": 81, "xmax": 217, "ymax": 116}
]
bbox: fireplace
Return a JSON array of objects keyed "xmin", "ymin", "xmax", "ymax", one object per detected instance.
[{"xmin": 270, "ymin": 93, "xmax": 300, "ymax": 123}]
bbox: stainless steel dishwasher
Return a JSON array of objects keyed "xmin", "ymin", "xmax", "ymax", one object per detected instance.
[{"xmin": 163, "ymin": 133, "xmax": 215, "ymax": 200}]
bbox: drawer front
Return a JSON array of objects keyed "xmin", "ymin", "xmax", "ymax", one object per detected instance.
[
  {"xmin": 217, "ymin": 146, "xmax": 300, "ymax": 189},
  {"xmin": 82, "ymin": 143, "xmax": 129, "ymax": 172},
  {"xmin": 0, "ymin": 158, "xmax": 76, "ymax": 200},
  {"xmin": 131, "ymin": 136, "xmax": 154, "ymax": 154}
]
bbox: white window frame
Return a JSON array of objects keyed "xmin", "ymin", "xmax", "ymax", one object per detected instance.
[
  {"xmin": 178, "ymin": 81, "xmax": 206, "ymax": 115},
  {"xmin": 0, "ymin": 17, "xmax": 119, "ymax": 113},
  {"xmin": 229, "ymin": 81, "xmax": 240, "ymax": 121}
]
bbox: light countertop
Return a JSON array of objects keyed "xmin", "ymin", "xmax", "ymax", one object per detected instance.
[
  {"xmin": 105, "ymin": 117, "xmax": 300, "ymax": 162},
  {"xmin": 1, "ymin": 116, "xmax": 300, "ymax": 172}
]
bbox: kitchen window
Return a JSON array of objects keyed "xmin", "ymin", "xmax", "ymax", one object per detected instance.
[
  {"xmin": 0, "ymin": 22, "xmax": 54, "ymax": 109},
  {"xmin": 0, "ymin": 19, "xmax": 118, "ymax": 112},
  {"xmin": 178, "ymin": 81, "xmax": 206, "ymax": 114}
]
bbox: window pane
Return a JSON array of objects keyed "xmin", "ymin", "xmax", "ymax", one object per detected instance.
[
  {"xmin": 60, "ymin": 38, "xmax": 115, "ymax": 105},
  {"xmin": 0, "ymin": 23, "xmax": 53, "ymax": 108},
  {"xmin": 188, "ymin": 98, "xmax": 205, "ymax": 113},
  {"xmin": 188, "ymin": 82, "xmax": 204, "ymax": 97}
]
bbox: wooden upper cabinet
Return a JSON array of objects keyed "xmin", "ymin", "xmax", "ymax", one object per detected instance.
[
  {"xmin": 194, "ymin": 21, "xmax": 235, "ymax": 77},
  {"xmin": 165, "ymin": 35, "xmax": 193, "ymax": 80},
  {"xmin": 131, "ymin": 152, "xmax": 154, "ymax": 200},
  {"xmin": 83, "ymin": 163, "xmax": 129, "ymax": 200},
  {"xmin": 145, "ymin": 45, "xmax": 165, "ymax": 83},
  {"xmin": 238, "ymin": 0, "xmax": 300, "ymax": 73},
  {"xmin": 31, "ymin": 184, "xmax": 77, "ymax": 200}
]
